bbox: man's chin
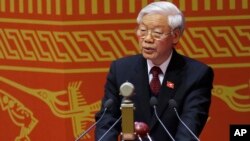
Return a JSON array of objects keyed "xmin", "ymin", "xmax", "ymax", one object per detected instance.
[{"xmin": 142, "ymin": 54, "xmax": 155, "ymax": 60}]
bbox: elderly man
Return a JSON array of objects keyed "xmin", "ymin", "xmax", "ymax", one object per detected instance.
[{"xmin": 95, "ymin": 1, "xmax": 214, "ymax": 141}]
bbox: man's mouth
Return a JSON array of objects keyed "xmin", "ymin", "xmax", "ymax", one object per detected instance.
[{"xmin": 143, "ymin": 47, "xmax": 156, "ymax": 51}]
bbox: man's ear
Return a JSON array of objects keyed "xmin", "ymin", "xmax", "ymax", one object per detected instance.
[{"xmin": 172, "ymin": 28, "xmax": 181, "ymax": 44}]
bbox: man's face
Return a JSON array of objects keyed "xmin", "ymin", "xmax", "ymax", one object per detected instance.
[{"xmin": 137, "ymin": 14, "xmax": 177, "ymax": 65}]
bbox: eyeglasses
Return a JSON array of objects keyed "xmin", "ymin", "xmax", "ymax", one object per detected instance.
[{"xmin": 136, "ymin": 26, "xmax": 173, "ymax": 40}]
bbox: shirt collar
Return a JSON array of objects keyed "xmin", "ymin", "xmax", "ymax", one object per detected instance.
[{"xmin": 147, "ymin": 51, "xmax": 173, "ymax": 75}]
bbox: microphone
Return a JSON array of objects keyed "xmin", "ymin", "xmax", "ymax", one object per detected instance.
[
  {"xmin": 168, "ymin": 99, "xmax": 200, "ymax": 141},
  {"xmin": 150, "ymin": 97, "xmax": 175, "ymax": 141},
  {"xmin": 75, "ymin": 99, "xmax": 114, "ymax": 141},
  {"xmin": 134, "ymin": 121, "xmax": 153, "ymax": 141},
  {"xmin": 120, "ymin": 82, "xmax": 136, "ymax": 140},
  {"xmin": 97, "ymin": 116, "xmax": 122, "ymax": 141}
]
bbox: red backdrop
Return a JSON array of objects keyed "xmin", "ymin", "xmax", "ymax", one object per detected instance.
[{"xmin": 0, "ymin": 0, "xmax": 249, "ymax": 141}]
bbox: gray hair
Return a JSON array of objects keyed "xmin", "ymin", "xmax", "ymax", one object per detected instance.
[{"xmin": 137, "ymin": 1, "xmax": 185, "ymax": 35}]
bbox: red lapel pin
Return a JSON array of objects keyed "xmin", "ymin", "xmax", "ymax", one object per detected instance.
[{"xmin": 166, "ymin": 81, "xmax": 174, "ymax": 89}]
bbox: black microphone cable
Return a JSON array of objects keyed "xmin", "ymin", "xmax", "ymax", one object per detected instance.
[
  {"xmin": 97, "ymin": 116, "xmax": 122, "ymax": 141},
  {"xmin": 150, "ymin": 97, "xmax": 175, "ymax": 141},
  {"xmin": 168, "ymin": 99, "xmax": 200, "ymax": 141},
  {"xmin": 75, "ymin": 99, "xmax": 113, "ymax": 141}
]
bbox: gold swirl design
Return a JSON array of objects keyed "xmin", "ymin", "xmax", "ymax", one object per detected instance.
[
  {"xmin": 0, "ymin": 76, "xmax": 101, "ymax": 139},
  {"xmin": 0, "ymin": 89, "xmax": 38, "ymax": 141},
  {"xmin": 212, "ymin": 82, "xmax": 250, "ymax": 112}
]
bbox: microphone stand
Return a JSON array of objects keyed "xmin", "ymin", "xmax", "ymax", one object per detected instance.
[
  {"xmin": 169, "ymin": 99, "xmax": 200, "ymax": 141},
  {"xmin": 150, "ymin": 96, "xmax": 175, "ymax": 141},
  {"xmin": 153, "ymin": 105, "xmax": 175, "ymax": 141},
  {"xmin": 98, "ymin": 116, "xmax": 122, "ymax": 141},
  {"xmin": 173, "ymin": 108, "xmax": 200, "ymax": 141},
  {"xmin": 120, "ymin": 98, "xmax": 136, "ymax": 141},
  {"xmin": 75, "ymin": 108, "xmax": 107, "ymax": 141},
  {"xmin": 119, "ymin": 82, "xmax": 136, "ymax": 141},
  {"xmin": 75, "ymin": 99, "xmax": 113, "ymax": 141}
]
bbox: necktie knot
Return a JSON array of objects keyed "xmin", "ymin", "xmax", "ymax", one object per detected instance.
[
  {"xmin": 150, "ymin": 66, "xmax": 162, "ymax": 95},
  {"xmin": 150, "ymin": 66, "xmax": 162, "ymax": 77}
]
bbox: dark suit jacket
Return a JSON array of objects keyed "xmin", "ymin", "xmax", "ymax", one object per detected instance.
[{"xmin": 95, "ymin": 50, "xmax": 214, "ymax": 141}]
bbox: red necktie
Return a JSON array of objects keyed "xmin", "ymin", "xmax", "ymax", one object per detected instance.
[{"xmin": 150, "ymin": 66, "xmax": 162, "ymax": 95}]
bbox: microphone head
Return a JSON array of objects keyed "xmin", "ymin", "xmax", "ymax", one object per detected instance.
[
  {"xmin": 134, "ymin": 122, "xmax": 149, "ymax": 137},
  {"xmin": 120, "ymin": 82, "xmax": 134, "ymax": 97},
  {"xmin": 168, "ymin": 99, "xmax": 178, "ymax": 109},
  {"xmin": 104, "ymin": 99, "xmax": 114, "ymax": 109},
  {"xmin": 150, "ymin": 96, "xmax": 158, "ymax": 107}
]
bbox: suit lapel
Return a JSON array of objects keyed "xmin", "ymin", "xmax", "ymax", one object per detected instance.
[
  {"xmin": 129, "ymin": 55, "xmax": 152, "ymax": 124},
  {"xmin": 150, "ymin": 50, "xmax": 185, "ymax": 128}
]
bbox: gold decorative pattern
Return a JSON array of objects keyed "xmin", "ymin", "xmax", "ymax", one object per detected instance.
[
  {"xmin": 0, "ymin": 27, "xmax": 249, "ymax": 60},
  {"xmin": 0, "ymin": 29, "xmax": 139, "ymax": 62},
  {"xmin": 0, "ymin": 89, "xmax": 38, "ymax": 141},
  {"xmin": 0, "ymin": 0, "xmax": 249, "ymax": 140},
  {"xmin": 1, "ymin": 76, "xmax": 249, "ymax": 140},
  {"xmin": 182, "ymin": 26, "xmax": 250, "ymax": 58},
  {"xmin": 0, "ymin": 0, "xmax": 249, "ymax": 14},
  {"xmin": 0, "ymin": 76, "xmax": 101, "ymax": 139},
  {"xmin": 212, "ymin": 81, "xmax": 250, "ymax": 112}
]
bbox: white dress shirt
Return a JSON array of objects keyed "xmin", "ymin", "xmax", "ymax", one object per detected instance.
[{"xmin": 147, "ymin": 52, "xmax": 173, "ymax": 84}]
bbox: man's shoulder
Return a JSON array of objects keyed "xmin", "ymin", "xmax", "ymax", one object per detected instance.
[
  {"xmin": 171, "ymin": 51, "xmax": 212, "ymax": 76},
  {"xmin": 176, "ymin": 52, "xmax": 210, "ymax": 69},
  {"xmin": 109, "ymin": 54, "xmax": 145, "ymax": 78},
  {"xmin": 114, "ymin": 54, "xmax": 143, "ymax": 64},
  {"xmin": 177, "ymin": 53, "xmax": 213, "ymax": 76}
]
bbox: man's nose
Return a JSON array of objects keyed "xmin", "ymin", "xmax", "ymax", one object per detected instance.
[{"xmin": 144, "ymin": 30, "xmax": 154, "ymax": 42}]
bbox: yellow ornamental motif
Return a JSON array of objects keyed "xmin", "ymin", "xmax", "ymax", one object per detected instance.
[
  {"xmin": 0, "ymin": 76, "xmax": 101, "ymax": 139},
  {"xmin": 212, "ymin": 82, "xmax": 250, "ymax": 112},
  {"xmin": 0, "ymin": 89, "xmax": 38, "ymax": 141}
]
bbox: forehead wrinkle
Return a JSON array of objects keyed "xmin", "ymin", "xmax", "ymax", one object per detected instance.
[
  {"xmin": 141, "ymin": 14, "xmax": 168, "ymax": 28},
  {"xmin": 139, "ymin": 22, "xmax": 164, "ymax": 29}
]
